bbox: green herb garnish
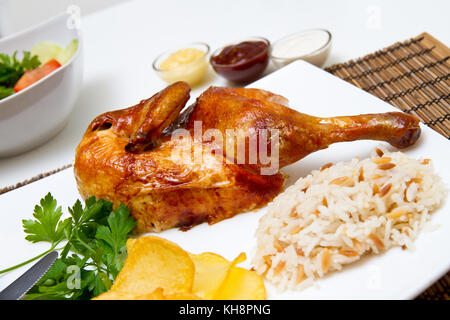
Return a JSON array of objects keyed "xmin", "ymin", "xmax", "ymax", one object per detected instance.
[
  {"xmin": 0, "ymin": 51, "xmax": 41, "ymax": 86},
  {"xmin": 0, "ymin": 86, "xmax": 14, "ymax": 99},
  {"xmin": 0, "ymin": 193, "xmax": 137, "ymax": 300},
  {"xmin": 0, "ymin": 51, "xmax": 41, "ymax": 99}
]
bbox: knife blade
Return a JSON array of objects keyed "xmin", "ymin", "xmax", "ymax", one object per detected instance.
[{"xmin": 0, "ymin": 251, "xmax": 58, "ymax": 300}]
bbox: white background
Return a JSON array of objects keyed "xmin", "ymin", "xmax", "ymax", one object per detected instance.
[{"xmin": 0, "ymin": 0, "xmax": 128, "ymax": 36}]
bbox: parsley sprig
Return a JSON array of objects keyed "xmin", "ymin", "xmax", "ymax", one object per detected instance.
[
  {"xmin": 0, "ymin": 51, "xmax": 41, "ymax": 99},
  {"xmin": 0, "ymin": 86, "xmax": 14, "ymax": 99},
  {"xmin": 0, "ymin": 193, "xmax": 136, "ymax": 300}
]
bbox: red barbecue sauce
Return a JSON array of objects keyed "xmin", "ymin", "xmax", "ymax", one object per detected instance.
[{"xmin": 210, "ymin": 40, "xmax": 269, "ymax": 83}]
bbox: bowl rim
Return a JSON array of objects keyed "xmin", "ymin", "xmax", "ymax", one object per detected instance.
[
  {"xmin": 0, "ymin": 12, "xmax": 82, "ymax": 106},
  {"xmin": 152, "ymin": 42, "xmax": 210, "ymax": 73},
  {"xmin": 210, "ymin": 36, "xmax": 270, "ymax": 69},
  {"xmin": 270, "ymin": 28, "xmax": 332, "ymax": 61}
]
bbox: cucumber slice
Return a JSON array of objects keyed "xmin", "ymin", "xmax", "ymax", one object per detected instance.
[
  {"xmin": 31, "ymin": 41, "xmax": 63, "ymax": 65},
  {"xmin": 56, "ymin": 39, "xmax": 79, "ymax": 65}
]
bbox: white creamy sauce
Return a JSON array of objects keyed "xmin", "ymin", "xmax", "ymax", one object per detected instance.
[{"xmin": 272, "ymin": 30, "xmax": 329, "ymax": 58}]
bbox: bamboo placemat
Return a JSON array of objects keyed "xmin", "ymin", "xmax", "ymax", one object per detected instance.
[
  {"xmin": 326, "ymin": 32, "xmax": 450, "ymax": 139},
  {"xmin": 326, "ymin": 32, "xmax": 450, "ymax": 300}
]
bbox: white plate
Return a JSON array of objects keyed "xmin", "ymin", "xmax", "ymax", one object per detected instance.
[{"xmin": 0, "ymin": 60, "xmax": 448, "ymax": 299}]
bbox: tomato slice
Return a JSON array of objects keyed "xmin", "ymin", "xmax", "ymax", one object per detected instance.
[{"xmin": 13, "ymin": 59, "xmax": 62, "ymax": 92}]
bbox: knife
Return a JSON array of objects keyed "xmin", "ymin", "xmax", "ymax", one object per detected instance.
[{"xmin": 0, "ymin": 251, "xmax": 58, "ymax": 300}]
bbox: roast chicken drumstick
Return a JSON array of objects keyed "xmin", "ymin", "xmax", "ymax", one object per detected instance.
[{"xmin": 74, "ymin": 82, "xmax": 421, "ymax": 233}]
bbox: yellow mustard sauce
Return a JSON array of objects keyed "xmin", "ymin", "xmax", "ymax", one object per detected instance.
[{"xmin": 158, "ymin": 48, "xmax": 208, "ymax": 86}]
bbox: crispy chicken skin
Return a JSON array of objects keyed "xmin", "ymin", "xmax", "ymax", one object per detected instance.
[{"xmin": 74, "ymin": 82, "xmax": 420, "ymax": 233}]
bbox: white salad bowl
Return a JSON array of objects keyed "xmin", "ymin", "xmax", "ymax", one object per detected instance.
[{"xmin": 0, "ymin": 12, "xmax": 82, "ymax": 158}]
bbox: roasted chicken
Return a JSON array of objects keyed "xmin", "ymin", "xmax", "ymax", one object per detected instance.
[{"xmin": 74, "ymin": 82, "xmax": 421, "ymax": 232}]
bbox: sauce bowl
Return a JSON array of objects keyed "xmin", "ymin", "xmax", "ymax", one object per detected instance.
[
  {"xmin": 210, "ymin": 37, "xmax": 270, "ymax": 83},
  {"xmin": 152, "ymin": 42, "xmax": 210, "ymax": 87},
  {"xmin": 270, "ymin": 29, "xmax": 332, "ymax": 69}
]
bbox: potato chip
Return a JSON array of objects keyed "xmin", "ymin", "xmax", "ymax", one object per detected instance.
[
  {"xmin": 111, "ymin": 236, "xmax": 195, "ymax": 295},
  {"xmin": 190, "ymin": 252, "xmax": 247, "ymax": 299},
  {"xmin": 190, "ymin": 252, "xmax": 231, "ymax": 299},
  {"xmin": 163, "ymin": 292, "xmax": 202, "ymax": 300},
  {"xmin": 94, "ymin": 287, "xmax": 201, "ymax": 300},
  {"xmin": 126, "ymin": 238, "xmax": 137, "ymax": 252},
  {"xmin": 92, "ymin": 236, "xmax": 267, "ymax": 301},
  {"xmin": 215, "ymin": 267, "xmax": 266, "ymax": 300},
  {"xmin": 93, "ymin": 288, "xmax": 165, "ymax": 300}
]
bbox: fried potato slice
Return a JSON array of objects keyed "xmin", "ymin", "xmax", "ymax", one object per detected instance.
[
  {"xmin": 163, "ymin": 292, "xmax": 202, "ymax": 300},
  {"xmin": 126, "ymin": 238, "xmax": 137, "ymax": 252},
  {"xmin": 190, "ymin": 252, "xmax": 247, "ymax": 299},
  {"xmin": 215, "ymin": 266, "xmax": 267, "ymax": 300},
  {"xmin": 94, "ymin": 287, "xmax": 201, "ymax": 300},
  {"xmin": 92, "ymin": 236, "xmax": 266, "ymax": 301},
  {"xmin": 111, "ymin": 236, "xmax": 195, "ymax": 295},
  {"xmin": 190, "ymin": 252, "xmax": 230, "ymax": 299},
  {"xmin": 93, "ymin": 288, "xmax": 166, "ymax": 300}
]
